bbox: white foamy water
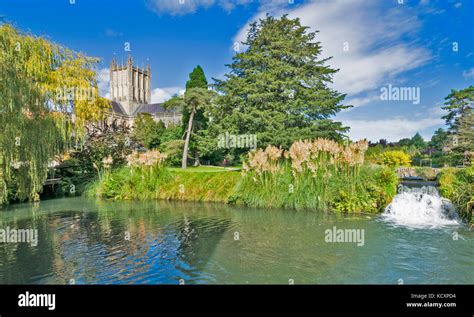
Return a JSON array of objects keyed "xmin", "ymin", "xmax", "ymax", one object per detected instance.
[{"xmin": 381, "ymin": 186, "xmax": 460, "ymax": 229}]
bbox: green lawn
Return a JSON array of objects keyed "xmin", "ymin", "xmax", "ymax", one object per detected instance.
[{"xmin": 168, "ymin": 166, "xmax": 241, "ymax": 173}]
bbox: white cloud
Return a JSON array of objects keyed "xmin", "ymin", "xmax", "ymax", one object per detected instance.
[
  {"xmin": 454, "ymin": 2, "xmax": 462, "ymax": 8},
  {"xmin": 218, "ymin": 0, "xmax": 255, "ymax": 11},
  {"xmin": 428, "ymin": 105, "xmax": 448, "ymax": 118},
  {"xmin": 104, "ymin": 28, "xmax": 123, "ymax": 37},
  {"xmin": 462, "ymin": 67, "xmax": 474, "ymax": 79},
  {"xmin": 97, "ymin": 68, "xmax": 110, "ymax": 99},
  {"xmin": 147, "ymin": 0, "xmax": 253, "ymax": 16},
  {"xmin": 233, "ymin": 0, "xmax": 430, "ymax": 96},
  {"xmin": 151, "ymin": 87, "xmax": 185, "ymax": 103},
  {"xmin": 341, "ymin": 116, "xmax": 443, "ymax": 142},
  {"xmin": 341, "ymin": 105, "xmax": 447, "ymax": 141},
  {"xmin": 344, "ymin": 95, "xmax": 380, "ymax": 111}
]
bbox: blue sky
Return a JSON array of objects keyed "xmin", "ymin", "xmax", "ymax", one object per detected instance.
[{"xmin": 1, "ymin": 0, "xmax": 473, "ymax": 141}]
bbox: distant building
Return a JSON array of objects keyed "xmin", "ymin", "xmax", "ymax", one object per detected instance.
[{"xmin": 103, "ymin": 55, "xmax": 181, "ymax": 128}]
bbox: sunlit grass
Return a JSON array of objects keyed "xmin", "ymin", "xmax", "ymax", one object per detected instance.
[
  {"xmin": 168, "ymin": 166, "xmax": 240, "ymax": 173},
  {"xmin": 159, "ymin": 171, "xmax": 241, "ymax": 202}
]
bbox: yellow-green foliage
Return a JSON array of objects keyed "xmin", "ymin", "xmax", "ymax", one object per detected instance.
[
  {"xmin": 439, "ymin": 166, "xmax": 473, "ymax": 223},
  {"xmin": 380, "ymin": 150, "xmax": 411, "ymax": 167},
  {"xmin": 159, "ymin": 171, "xmax": 241, "ymax": 202},
  {"xmin": 438, "ymin": 168, "xmax": 457, "ymax": 197},
  {"xmin": 0, "ymin": 24, "xmax": 109, "ymax": 205}
]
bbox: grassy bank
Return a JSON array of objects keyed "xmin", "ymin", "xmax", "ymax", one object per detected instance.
[
  {"xmin": 86, "ymin": 165, "xmax": 241, "ymax": 203},
  {"xmin": 158, "ymin": 170, "xmax": 241, "ymax": 202},
  {"xmin": 88, "ymin": 164, "xmax": 396, "ymax": 213},
  {"xmin": 438, "ymin": 166, "xmax": 474, "ymax": 223},
  {"xmin": 88, "ymin": 142, "xmax": 398, "ymax": 214}
]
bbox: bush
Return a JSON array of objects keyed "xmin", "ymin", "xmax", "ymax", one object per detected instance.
[
  {"xmin": 380, "ymin": 150, "xmax": 411, "ymax": 167},
  {"xmin": 132, "ymin": 113, "xmax": 166, "ymax": 149},
  {"xmin": 45, "ymin": 126, "xmax": 140, "ymax": 199},
  {"xmin": 158, "ymin": 124, "xmax": 184, "ymax": 167},
  {"xmin": 160, "ymin": 139, "xmax": 184, "ymax": 167}
]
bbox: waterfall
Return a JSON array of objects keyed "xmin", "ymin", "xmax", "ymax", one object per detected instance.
[{"xmin": 381, "ymin": 184, "xmax": 460, "ymax": 228}]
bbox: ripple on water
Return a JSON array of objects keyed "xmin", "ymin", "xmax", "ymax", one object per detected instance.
[{"xmin": 0, "ymin": 197, "xmax": 473, "ymax": 284}]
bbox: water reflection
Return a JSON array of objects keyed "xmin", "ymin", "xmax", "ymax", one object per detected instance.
[
  {"xmin": 0, "ymin": 197, "xmax": 472, "ymax": 284},
  {"xmin": 0, "ymin": 199, "xmax": 234, "ymax": 284}
]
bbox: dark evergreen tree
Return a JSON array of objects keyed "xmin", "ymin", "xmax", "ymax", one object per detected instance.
[
  {"xmin": 209, "ymin": 14, "xmax": 349, "ymax": 150},
  {"xmin": 186, "ymin": 65, "xmax": 208, "ymax": 89}
]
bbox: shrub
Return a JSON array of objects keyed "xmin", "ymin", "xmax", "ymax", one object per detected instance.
[
  {"xmin": 49, "ymin": 125, "xmax": 142, "ymax": 199},
  {"xmin": 160, "ymin": 139, "xmax": 184, "ymax": 167},
  {"xmin": 380, "ymin": 150, "xmax": 411, "ymax": 167},
  {"xmin": 332, "ymin": 190, "xmax": 378, "ymax": 214},
  {"xmin": 132, "ymin": 113, "xmax": 166, "ymax": 149}
]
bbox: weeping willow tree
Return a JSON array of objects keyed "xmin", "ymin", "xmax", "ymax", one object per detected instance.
[{"xmin": 0, "ymin": 24, "xmax": 109, "ymax": 205}]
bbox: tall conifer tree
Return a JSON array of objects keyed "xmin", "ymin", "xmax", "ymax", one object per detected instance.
[{"xmin": 210, "ymin": 14, "xmax": 349, "ymax": 150}]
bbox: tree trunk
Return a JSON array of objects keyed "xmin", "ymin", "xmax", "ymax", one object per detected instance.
[{"xmin": 182, "ymin": 107, "xmax": 195, "ymax": 169}]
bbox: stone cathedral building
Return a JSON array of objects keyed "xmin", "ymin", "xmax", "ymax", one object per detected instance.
[{"xmin": 105, "ymin": 55, "xmax": 181, "ymax": 128}]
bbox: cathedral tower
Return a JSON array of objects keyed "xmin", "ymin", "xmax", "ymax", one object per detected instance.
[{"xmin": 110, "ymin": 55, "xmax": 151, "ymax": 115}]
